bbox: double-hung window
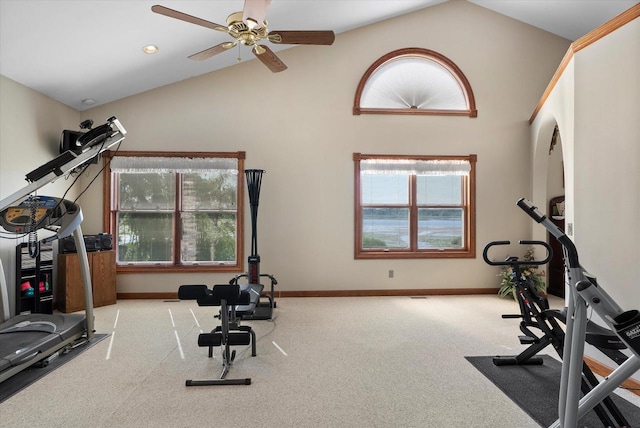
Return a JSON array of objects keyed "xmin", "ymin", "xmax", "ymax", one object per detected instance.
[
  {"xmin": 105, "ymin": 151, "xmax": 244, "ymax": 272},
  {"xmin": 354, "ymin": 153, "xmax": 476, "ymax": 259}
]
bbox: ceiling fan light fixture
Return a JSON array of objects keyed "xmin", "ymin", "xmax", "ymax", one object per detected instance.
[
  {"xmin": 143, "ymin": 44, "xmax": 159, "ymax": 54},
  {"xmin": 245, "ymin": 18, "xmax": 258, "ymax": 29}
]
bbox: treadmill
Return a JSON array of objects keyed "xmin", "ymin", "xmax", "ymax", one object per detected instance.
[{"xmin": 0, "ymin": 117, "xmax": 126, "ymax": 383}]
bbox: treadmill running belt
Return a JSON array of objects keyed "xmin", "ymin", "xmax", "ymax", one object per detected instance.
[{"xmin": 0, "ymin": 313, "xmax": 85, "ymax": 371}]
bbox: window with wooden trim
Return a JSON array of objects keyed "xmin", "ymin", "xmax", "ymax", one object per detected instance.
[
  {"xmin": 103, "ymin": 151, "xmax": 244, "ymax": 273},
  {"xmin": 354, "ymin": 153, "xmax": 476, "ymax": 259},
  {"xmin": 353, "ymin": 48, "xmax": 477, "ymax": 117}
]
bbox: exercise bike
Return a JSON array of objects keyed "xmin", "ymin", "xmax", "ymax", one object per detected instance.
[{"xmin": 484, "ymin": 240, "xmax": 631, "ymax": 427}]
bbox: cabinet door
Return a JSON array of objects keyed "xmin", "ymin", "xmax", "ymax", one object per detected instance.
[
  {"xmin": 57, "ymin": 250, "xmax": 117, "ymax": 312},
  {"xmin": 58, "ymin": 253, "xmax": 86, "ymax": 313},
  {"xmin": 91, "ymin": 251, "xmax": 116, "ymax": 306}
]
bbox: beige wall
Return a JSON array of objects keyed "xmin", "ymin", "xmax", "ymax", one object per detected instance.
[
  {"xmin": 0, "ymin": 74, "xmax": 80, "ymax": 315},
  {"xmin": 76, "ymin": 1, "xmax": 569, "ymax": 294},
  {"xmin": 531, "ymin": 15, "xmax": 639, "ymax": 380},
  {"xmin": 531, "ymin": 17, "xmax": 639, "ymax": 311},
  {"xmin": 0, "ymin": 2, "xmax": 571, "ymax": 299},
  {"xmin": 574, "ymin": 18, "xmax": 640, "ymax": 308}
]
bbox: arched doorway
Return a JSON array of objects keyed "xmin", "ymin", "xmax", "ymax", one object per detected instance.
[
  {"xmin": 546, "ymin": 125, "xmax": 565, "ymax": 298},
  {"xmin": 532, "ymin": 116, "xmax": 566, "ymax": 298}
]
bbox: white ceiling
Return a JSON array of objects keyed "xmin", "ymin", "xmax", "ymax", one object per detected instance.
[{"xmin": 0, "ymin": 0, "xmax": 636, "ymax": 111}]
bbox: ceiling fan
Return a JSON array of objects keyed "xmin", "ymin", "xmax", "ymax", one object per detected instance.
[{"xmin": 151, "ymin": 1, "xmax": 336, "ymax": 73}]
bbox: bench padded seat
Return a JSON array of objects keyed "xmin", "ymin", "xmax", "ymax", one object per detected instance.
[{"xmin": 178, "ymin": 283, "xmax": 264, "ymax": 316}]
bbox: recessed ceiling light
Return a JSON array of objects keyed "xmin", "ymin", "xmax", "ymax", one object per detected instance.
[{"xmin": 143, "ymin": 44, "xmax": 159, "ymax": 54}]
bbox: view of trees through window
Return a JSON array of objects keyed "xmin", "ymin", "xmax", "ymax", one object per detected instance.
[{"xmin": 108, "ymin": 153, "xmax": 243, "ymax": 270}]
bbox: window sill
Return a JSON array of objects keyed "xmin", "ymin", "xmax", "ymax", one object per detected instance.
[
  {"xmin": 353, "ymin": 107, "xmax": 477, "ymax": 117},
  {"xmin": 356, "ymin": 250, "xmax": 475, "ymax": 259},
  {"xmin": 116, "ymin": 265, "xmax": 242, "ymax": 274}
]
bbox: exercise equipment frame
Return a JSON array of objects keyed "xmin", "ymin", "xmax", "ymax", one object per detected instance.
[
  {"xmin": 0, "ymin": 117, "xmax": 126, "ymax": 383},
  {"xmin": 483, "ymin": 240, "xmax": 630, "ymax": 427},
  {"xmin": 517, "ymin": 198, "xmax": 640, "ymax": 428},
  {"xmin": 178, "ymin": 283, "xmax": 262, "ymax": 386}
]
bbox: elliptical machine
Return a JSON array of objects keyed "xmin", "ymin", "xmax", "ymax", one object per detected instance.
[
  {"xmin": 517, "ymin": 198, "xmax": 640, "ymax": 428},
  {"xmin": 483, "ymin": 239, "xmax": 631, "ymax": 427}
]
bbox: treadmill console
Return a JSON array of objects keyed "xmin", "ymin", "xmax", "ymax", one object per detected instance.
[{"xmin": 0, "ymin": 196, "xmax": 80, "ymax": 235}]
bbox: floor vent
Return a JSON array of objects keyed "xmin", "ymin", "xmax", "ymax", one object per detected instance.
[
  {"xmin": 409, "ymin": 296, "xmax": 428, "ymax": 299},
  {"xmin": 163, "ymin": 299, "xmax": 181, "ymax": 303}
]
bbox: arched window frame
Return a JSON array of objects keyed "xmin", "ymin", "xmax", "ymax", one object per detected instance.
[{"xmin": 353, "ymin": 47, "xmax": 477, "ymax": 117}]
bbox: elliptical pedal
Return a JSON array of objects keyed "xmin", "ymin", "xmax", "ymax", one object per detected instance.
[{"xmin": 519, "ymin": 335, "xmax": 537, "ymax": 345}]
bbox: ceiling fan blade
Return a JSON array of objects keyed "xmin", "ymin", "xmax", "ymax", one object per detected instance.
[
  {"xmin": 268, "ymin": 30, "xmax": 335, "ymax": 46},
  {"xmin": 253, "ymin": 45, "xmax": 287, "ymax": 73},
  {"xmin": 242, "ymin": 0, "xmax": 272, "ymax": 29},
  {"xmin": 188, "ymin": 42, "xmax": 236, "ymax": 61},
  {"xmin": 151, "ymin": 5, "xmax": 227, "ymax": 31}
]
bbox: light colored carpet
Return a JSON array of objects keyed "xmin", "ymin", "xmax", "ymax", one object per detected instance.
[{"xmin": 0, "ymin": 295, "xmax": 636, "ymax": 427}]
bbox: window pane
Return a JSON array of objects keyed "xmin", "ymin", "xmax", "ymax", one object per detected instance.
[
  {"xmin": 117, "ymin": 213, "xmax": 173, "ymax": 262},
  {"xmin": 418, "ymin": 208, "xmax": 463, "ymax": 249},
  {"xmin": 416, "ymin": 175, "xmax": 462, "ymax": 205},
  {"xmin": 362, "ymin": 58, "xmax": 467, "ymax": 110},
  {"xmin": 181, "ymin": 213, "xmax": 236, "ymax": 263},
  {"xmin": 182, "ymin": 172, "xmax": 237, "ymax": 210},
  {"xmin": 362, "ymin": 208, "xmax": 409, "ymax": 249},
  {"xmin": 361, "ymin": 174, "xmax": 409, "ymax": 204},
  {"xmin": 119, "ymin": 173, "xmax": 175, "ymax": 210}
]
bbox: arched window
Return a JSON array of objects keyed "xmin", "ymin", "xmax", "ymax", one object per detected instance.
[{"xmin": 353, "ymin": 48, "xmax": 477, "ymax": 117}]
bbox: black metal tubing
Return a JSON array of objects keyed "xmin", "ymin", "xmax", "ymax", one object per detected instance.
[
  {"xmin": 182, "ymin": 286, "xmax": 258, "ymax": 387},
  {"xmin": 245, "ymin": 169, "xmax": 265, "ymax": 258},
  {"xmin": 186, "ymin": 378, "xmax": 251, "ymax": 386},
  {"xmin": 482, "ymin": 240, "xmax": 552, "ymax": 267}
]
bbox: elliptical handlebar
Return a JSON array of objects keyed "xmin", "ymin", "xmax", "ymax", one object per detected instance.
[
  {"xmin": 482, "ymin": 240, "xmax": 553, "ymax": 267},
  {"xmin": 517, "ymin": 197, "xmax": 580, "ymax": 268},
  {"xmin": 516, "ymin": 198, "xmax": 546, "ymax": 223}
]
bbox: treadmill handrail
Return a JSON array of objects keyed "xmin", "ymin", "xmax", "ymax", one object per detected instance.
[
  {"xmin": 0, "ymin": 117, "xmax": 125, "ymax": 324},
  {"xmin": 0, "ymin": 117, "xmax": 126, "ymax": 211}
]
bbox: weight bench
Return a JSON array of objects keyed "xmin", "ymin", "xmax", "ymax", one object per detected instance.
[{"xmin": 178, "ymin": 283, "xmax": 264, "ymax": 386}]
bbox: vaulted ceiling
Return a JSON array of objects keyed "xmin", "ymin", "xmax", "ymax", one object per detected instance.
[{"xmin": 0, "ymin": 0, "xmax": 635, "ymax": 111}]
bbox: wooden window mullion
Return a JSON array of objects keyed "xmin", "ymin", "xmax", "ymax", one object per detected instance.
[
  {"xmin": 409, "ymin": 174, "xmax": 418, "ymax": 251},
  {"xmin": 174, "ymin": 172, "xmax": 181, "ymax": 265}
]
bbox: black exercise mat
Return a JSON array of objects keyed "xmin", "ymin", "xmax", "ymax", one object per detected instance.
[
  {"xmin": 0, "ymin": 333, "xmax": 108, "ymax": 404},
  {"xmin": 466, "ymin": 355, "xmax": 640, "ymax": 427}
]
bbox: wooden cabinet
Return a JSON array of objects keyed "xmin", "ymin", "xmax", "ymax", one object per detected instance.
[
  {"xmin": 15, "ymin": 242, "xmax": 54, "ymax": 315},
  {"xmin": 57, "ymin": 250, "xmax": 116, "ymax": 313}
]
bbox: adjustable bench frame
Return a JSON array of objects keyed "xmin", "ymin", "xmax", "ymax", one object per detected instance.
[{"xmin": 178, "ymin": 283, "xmax": 263, "ymax": 386}]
